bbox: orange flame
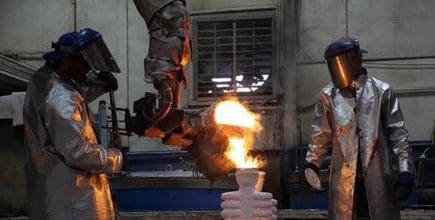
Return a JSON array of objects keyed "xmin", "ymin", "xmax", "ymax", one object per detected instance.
[
  {"xmin": 180, "ymin": 17, "xmax": 191, "ymax": 68},
  {"xmin": 214, "ymin": 99, "xmax": 263, "ymax": 168}
]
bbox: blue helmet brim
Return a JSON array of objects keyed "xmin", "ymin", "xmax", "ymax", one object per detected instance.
[{"xmin": 43, "ymin": 51, "xmax": 68, "ymax": 62}]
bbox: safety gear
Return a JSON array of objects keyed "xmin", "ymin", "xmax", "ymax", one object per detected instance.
[
  {"xmin": 76, "ymin": 71, "xmax": 113, "ymax": 103},
  {"xmin": 75, "ymin": 28, "xmax": 120, "ymax": 73},
  {"xmin": 23, "ymin": 65, "xmax": 123, "ymax": 220},
  {"xmin": 397, "ymin": 172, "xmax": 415, "ymax": 201},
  {"xmin": 301, "ymin": 163, "xmax": 322, "ymax": 192},
  {"xmin": 44, "ymin": 28, "xmax": 120, "ymax": 73},
  {"xmin": 43, "ymin": 32, "xmax": 80, "ymax": 62},
  {"xmin": 97, "ymin": 72, "xmax": 119, "ymax": 92},
  {"xmin": 324, "ymin": 37, "xmax": 366, "ymax": 89},
  {"xmin": 305, "ymin": 72, "xmax": 414, "ymax": 219}
]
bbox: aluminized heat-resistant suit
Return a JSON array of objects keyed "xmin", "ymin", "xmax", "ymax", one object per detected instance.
[
  {"xmin": 306, "ymin": 72, "xmax": 415, "ymax": 219},
  {"xmin": 23, "ymin": 66, "xmax": 123, "ymax": 220}
]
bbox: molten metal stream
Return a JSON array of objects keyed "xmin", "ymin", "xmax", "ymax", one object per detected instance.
[
  {"xmin": 216, "ymin": 99, "xmax": 276, "ymax": 219},
  {"xmin": 214, "ymin": 99, "xmax": 263, "ymax": 169}
]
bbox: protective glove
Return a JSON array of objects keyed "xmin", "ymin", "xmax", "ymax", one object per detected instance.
[
  {"xmin": 109, "ymin": 136, "xmax": 122, "ymax": 149},
  {"xmin": 119, "ymin": 147, "xmax": 130, "ymax": 173},
  {"xmin": 397, "ymin": 172, "xmax": 415, "ymax": 201},
  {"xmin": 97, "ymin": 72, "xmax": 118, "ymax": 92},
  {"xmin": 300, "ymin": 163, "xmax": 323, "ymax": 192}
]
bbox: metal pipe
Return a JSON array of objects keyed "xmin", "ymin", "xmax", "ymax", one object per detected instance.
[
  {"xmin": 72, "ymin": 0, "xmax": 77, "ymax": 31},
  {"xmin": 98, "ymin": 101, "xmax": 109, "ymax": 148},
  {"xmin": 109, "ymin": 91, "xmax": 121, "ymax": 148},
  {"xmin": 232, "ymin": 22, "xmax": 237, "ymax": 92}
]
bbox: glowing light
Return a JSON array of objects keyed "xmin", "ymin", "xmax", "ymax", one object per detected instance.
[
  {"xmin": 262, "ymin": 74, "xmax": 269, "ymax": 80},
  {"xmin": 180, "ymin": 18, "xmax": 191, "ymax": 67},
  {"xmin": 253, "ymin": 81, "xmax": 265, "ymax": 87},
  {"xmin": 226, "ymin": 138, "xmax": 259, "ymax": 168},
  {"xmin": 214, "ymin": 99, "xmax": 263, "ymax": 168},
  {"xmin": 236, "ymin": 87, "xmax": 252, "ymax": 93},
  {"xmin": 216, "ymin": 84, "xmax": 230, "ymax": 88},
  {"xmin": 214, "ymin": 100, "xmax": 258, "ymax": 128},
  {"xmin": 212, "ymin": 77, "xmax": 232, "ymax": 83}
]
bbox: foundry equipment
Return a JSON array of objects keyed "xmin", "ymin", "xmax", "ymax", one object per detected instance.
[
  {"xmin": 212, "ymin": 100, "xmax": 278, "ymax": 219},
  {"xmin": 108, "ymin": 0, "xmax": 238, "ymax": 181},
  {"xmin": 221, "ymin": 168, "xmax": 277, "ymax": 220}
]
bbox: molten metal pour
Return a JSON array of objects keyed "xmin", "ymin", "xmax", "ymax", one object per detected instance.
[{"xmin": 212, "ymin": 99, "xmax": 277, "ymax": 219}]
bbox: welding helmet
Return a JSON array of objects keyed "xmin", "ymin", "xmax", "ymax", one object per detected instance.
[
  {"xmin": 324, "ymin": 37, "xmax": 366, "ymax": 88},
  {"xmin": 44, "ymin": 28, "xmax": 120, "ymax": 73}
]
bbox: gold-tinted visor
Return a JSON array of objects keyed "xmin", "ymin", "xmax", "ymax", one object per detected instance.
[{"xmin": 326, "ymin": 53, "xmax": 358, "ymax": 88}]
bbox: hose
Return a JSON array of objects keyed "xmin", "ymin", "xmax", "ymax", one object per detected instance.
[{"xmin": 142, "ymin": 79, "xmax": 173, "ymax": 122}]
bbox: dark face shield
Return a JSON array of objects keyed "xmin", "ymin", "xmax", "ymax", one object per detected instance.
[
  {"xmin": 326, "ymin": 51, "xmax": 360, "ymax": 89},
  {"xmin": 81, "ymin": 38, "xmax": 121, "ymax": 73}
]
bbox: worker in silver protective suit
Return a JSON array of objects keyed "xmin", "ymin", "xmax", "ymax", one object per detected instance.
[
  {"xmin": 23, "ymin": 28, "xmax": 123, "ymax": 220},
  {"xmin": 303, "ymin": 37, "xmax": 415, "ymax": 219}
]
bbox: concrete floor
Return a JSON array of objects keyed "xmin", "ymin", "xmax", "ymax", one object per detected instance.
[
  {"xmin": 2, "ymin": 209, "xmax": 435, "ymax": 219},
  {"xmin": 119, "ymin": 209, "xmax": 435, "ymax": 220}
]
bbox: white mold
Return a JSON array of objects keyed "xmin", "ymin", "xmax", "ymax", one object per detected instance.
[{"xmin": 221, "ymin": 168, "xmax": 278, "ymax": 220}]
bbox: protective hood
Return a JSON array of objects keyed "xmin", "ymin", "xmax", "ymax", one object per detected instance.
[
  {"xmin": 324, "ymin": 37, "xmax": 366, "ymax": 88},
  {"xmin": 45, "ymin": 28, "xmax": 120, "ymax": 73},
  {"xmin": 74, "ymin": 28, "xmax": 121, "ymax": 73},
  {"xmin": 79, "ymin": 37, "xmax": 120, "ymax": 73}
]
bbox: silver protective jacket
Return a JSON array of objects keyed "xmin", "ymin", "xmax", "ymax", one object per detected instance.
[
  {"xmin": 23, "ymin": 66, "xmax": 123, "ymax": 220},
  {"xmin": 306, "ymin": 72, "xmax": 414, "ymax": 220}
]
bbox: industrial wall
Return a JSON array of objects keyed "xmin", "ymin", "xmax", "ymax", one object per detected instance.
[
  {"xmin": 188, "ymin": 0, "xmax": 435, "ymax": 146},
  {"xmin": 1, "ymin": 0, "xmax": 434, "ymax": 151},
  {"xmin": 296, "ymin": 0, "xmax": 435, "ymax": 144}
]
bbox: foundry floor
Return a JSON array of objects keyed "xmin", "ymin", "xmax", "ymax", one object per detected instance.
[
  {"xmin": 2, "ymin": 209, "xmax": 435, "ymax": 219},
  {"xmin": 119, "ymin": 209, "xmax": 435, "ymax": 220}
]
